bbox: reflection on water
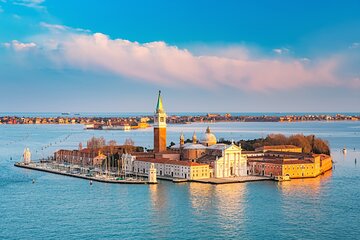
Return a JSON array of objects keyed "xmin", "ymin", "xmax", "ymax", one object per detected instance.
[
  {"xmin": 213, "ymin": 184, "xmax": 247, "ymax": 231},
  {"xmin": 148, "ymin": 183, "xmax": 170, "ymax": 228},
  {"xmin": 187, "ymin": 183, "xmax": 247, "ymax": 234},
  {"xmin": 278, "ymin": 170, "xmax": 332, "ymax": 197},
  {"xmin": 188, "ymin": 183, "xmax": 213, "ymax": 212}
]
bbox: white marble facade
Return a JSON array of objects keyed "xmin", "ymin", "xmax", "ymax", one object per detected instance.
[{"xmin": 213, "ymin": 144, "xmax": 247, "ymax": 178}]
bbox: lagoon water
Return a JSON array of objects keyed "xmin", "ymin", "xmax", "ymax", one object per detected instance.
[{"xmin": 1, "ymin": 121, "xmax": 360, "ymax": 239}]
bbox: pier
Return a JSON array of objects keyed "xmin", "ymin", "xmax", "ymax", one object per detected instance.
[{"xmin": 14, "ymin": 162, "xmax": 152, "ymax": 185}]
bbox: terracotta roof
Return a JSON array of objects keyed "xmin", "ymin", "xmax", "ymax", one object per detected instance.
[
  {"xmin": 248, "ymin": 157, "xmax": 314, "ymax": 165},
  {"xmin": 160, "ymin": 150, "xmax": 180, "ymax": 154},
  {"xmin": 132, "ymin": 152, "xmax": 154, "ymax": 157},
  {"xmin": 196, "ymin": 154, "xmax": 218, "ymax": 163},
  {"xmin": 264, "ymin": 151, "xmax": 311, "ymax": 157},
  {"xmin": 136, "ymin": 158, "xmax": 207, "ymax": 167}
]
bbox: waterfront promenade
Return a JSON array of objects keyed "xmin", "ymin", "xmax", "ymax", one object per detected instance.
[
  {"xmin": 15, "ymin": 162, "xmax": 272, "ymax": 185},
  {"xmin": 14, "ymin": 162, "xmax": 151, "ymax": 184}
]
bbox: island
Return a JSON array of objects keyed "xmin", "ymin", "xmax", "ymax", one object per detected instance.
[{"xmin": 15, "ymin": 91, "xmax": 333, "ymax": 184}]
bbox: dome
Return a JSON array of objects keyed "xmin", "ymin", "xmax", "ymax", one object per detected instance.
[{"xmin": 200, "ymin": 127, "xmax": 217, "ymax": 146}]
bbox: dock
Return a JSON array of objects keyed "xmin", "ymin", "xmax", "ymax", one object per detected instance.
[{"xmin": 14, "ymin": 162, "xmax": 152, "ymax": 184}]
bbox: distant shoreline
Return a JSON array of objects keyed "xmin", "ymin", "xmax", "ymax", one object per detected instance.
[{"xmin": 0, "ymin": 113, "xmax": 359, "ymax": 126}]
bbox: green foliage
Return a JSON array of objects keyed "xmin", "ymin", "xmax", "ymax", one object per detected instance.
[
  {"xmin": 235, "ymin": 134, "xmax": 330, "ymax": 154},
  {"xmin": 184, "ymin": 138, "xmax": 192, "ymax": 143}
]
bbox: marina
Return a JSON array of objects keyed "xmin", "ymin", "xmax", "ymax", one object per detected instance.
[
  {"xmin": 14, "ymin": 162, "xmax": 151, "ymax": 184},
  {"xmin": 14, "ymin": 161, "xmax": 273, "ymax": 185}
]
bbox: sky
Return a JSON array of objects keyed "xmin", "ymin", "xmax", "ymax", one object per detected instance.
[{"xmin": 0, "ymin": 0, "xmax": 359, "ymax": 113}]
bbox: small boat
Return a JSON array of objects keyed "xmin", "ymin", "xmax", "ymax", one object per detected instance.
[
  {"xmin": 61, "ymin": 112, "xmax": 70, "ymax": 115},
  {"xmin": 275, "ymin": 175, "xmax": 290, "ymax": 181}
]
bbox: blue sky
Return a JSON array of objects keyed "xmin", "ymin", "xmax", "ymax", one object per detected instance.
[{"xmin": 0, "ymin": 0, "xmax": 359, "ymax": 112}]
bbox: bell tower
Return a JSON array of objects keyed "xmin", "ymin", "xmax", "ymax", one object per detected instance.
[{"xmin": 154, "ymin": 90, "xmax": 167, "ymax": 153}]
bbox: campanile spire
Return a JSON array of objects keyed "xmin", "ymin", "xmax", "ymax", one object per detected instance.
[{"xmin": 154, "ymin": 90, "xmax": 167, "ymax": 153}]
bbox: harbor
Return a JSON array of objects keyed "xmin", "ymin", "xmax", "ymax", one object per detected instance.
[
  {"xmin": 14, "ymin": 161, "xmax": 273, "ymax": 185},
  {"xmin": 14, "ymin": 162, "xmax": 153, "ymax": 185}
]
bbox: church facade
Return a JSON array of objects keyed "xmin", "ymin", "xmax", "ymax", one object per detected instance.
[{"xmin": 212, "ymin": 144, "xmax": 248, "ymax": 178}]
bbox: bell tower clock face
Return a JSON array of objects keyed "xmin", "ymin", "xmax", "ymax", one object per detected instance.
[{"xmin": 154, "ymin": 113, "xmax": 166, "ymax": 128}]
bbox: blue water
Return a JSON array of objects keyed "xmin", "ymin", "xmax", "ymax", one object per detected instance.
[{"xmin": 1, "ymin": 121, "xmax": 360, "ymax": 239}]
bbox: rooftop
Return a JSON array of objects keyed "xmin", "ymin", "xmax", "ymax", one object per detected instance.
[{"xmin": 136, "ymin": 157, "xmax": 207, "ymax": 167}]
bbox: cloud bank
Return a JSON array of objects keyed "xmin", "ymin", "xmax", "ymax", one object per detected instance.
[
  {"xmin": 4, "ymin": 40, "xmax": 36, "ymax": 50},
  {"xmin": 3, "ymin": 23, "xmax": 352, "ymax": 91},
  {"xmin": 12, "ymin": 0, "xmax": 45, "ymax": 9}
]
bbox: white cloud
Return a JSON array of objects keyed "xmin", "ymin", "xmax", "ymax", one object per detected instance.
[
  {"xmin": 12, "ymin": 0, "xmax": 45, "ymax": 9},
  {"xmin": 273, "ymin": 47, "xmax": 289, "ymax": 55},
  {"xmin": 300, "ymin": 58, "xmax": 311, "ymax": 63},
  {"xmin": 37, "ymin": 31, "xmax": 340, "ymax": 91},
  {"xmin": 5, "ymin": 26, "xmax": 350, "ymax": 91},
  {"xmin": 349, "ymin": 42, "xmax": 359, "ymax": 49},
  {"xmin": 4, "ymin": 40, "xmax": 37, "ymax": 51},
  {"xmin": 40, "ymin": 22, "xmax": 90, "ymax": 33}
]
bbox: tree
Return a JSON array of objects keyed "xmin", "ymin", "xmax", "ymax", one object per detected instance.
[
  {"xmin": 266, "ymin": 134, "xmax": 287, "ymax": 145},
  {"xmin": 123, "ymin": 138, "xmax": 135, "ymax": 153},
  {"xmin": 233, "ymin": 134, "xmax": 330, "ymax": 154},
  {"xmin": 124, "ymin": 138, "xmax": 134, "ymax": 146},
  {"xmin": 87, "ymin": 136, "xmax": 106, "ymax": 151},
  {"xmin": 168, "ymin": 141, "xmax": 176, "ymax": 148},
  {"xmin": 313, "ymin": 138, "xmax": 330, "ymax": 155},
  {"xmin": 184, "ymin": 138, "xmax": 192, "ymax": 144},
  {"xmin": 108, "ymin": 140, "xmax": 117, "ymax": 154}
]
